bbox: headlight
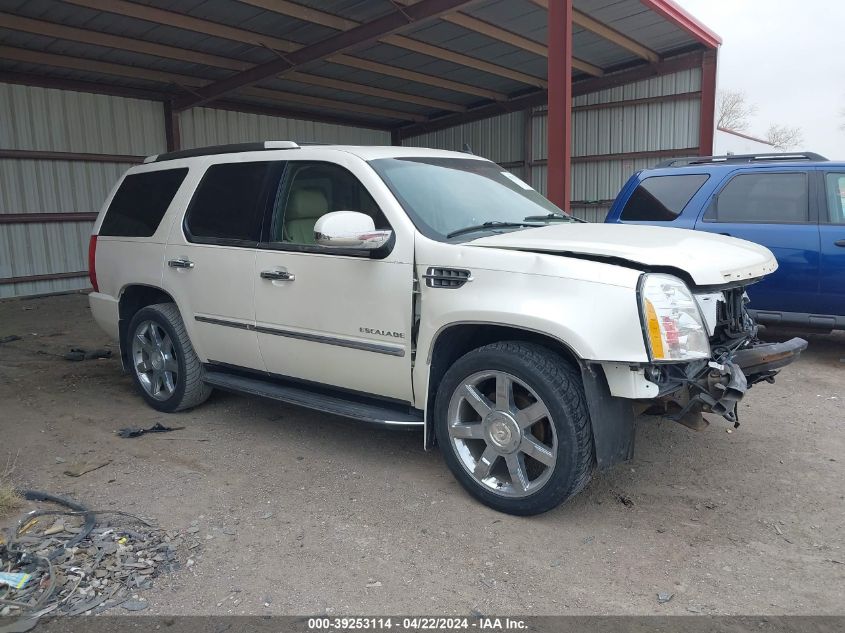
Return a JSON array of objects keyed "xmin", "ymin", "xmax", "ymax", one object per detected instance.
[{"xmin": 639, "ymin": 274, "xmax": 710, "ymax": 361}]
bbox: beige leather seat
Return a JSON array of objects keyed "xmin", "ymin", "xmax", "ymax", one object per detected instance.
[{"xmin": 283, "ymin": 187, "xmax": 329, "ymax": 244}]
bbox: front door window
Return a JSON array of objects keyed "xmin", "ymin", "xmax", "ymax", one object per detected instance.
[{"xmin": 271, "ymin": 161, "xmax": 389, "ymax": 246}]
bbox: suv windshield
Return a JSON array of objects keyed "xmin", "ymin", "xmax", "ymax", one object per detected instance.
[{"xmin": 369, "ymin": 157, "xmax": 573, "ymax": 240}]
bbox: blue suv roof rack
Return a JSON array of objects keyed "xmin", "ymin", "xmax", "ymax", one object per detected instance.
[{"xmin": 655, "ymin": 152, "xmax": 828, "ymax": 168}]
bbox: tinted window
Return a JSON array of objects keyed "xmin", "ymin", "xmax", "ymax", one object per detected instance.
[
  {"xmin": 705, "ymin": 172, "xmax": 809, "ymax": 223},
  {"xmin": 100, "ymin": 168, "xmax": 187, "ymax": 237},
  {"xmin": 824, "ymin": 173, "xmax": 845, "ymax": 224},
  {"xmin": 186, "ymin": 162, "xmax": 279, "ymax": 243},
  {"xmin": 620, "ymin": 174, "xmax": 709, "ymax": 221},
  {"xmin": 271, "ymin": 162, "xmax": 387, "ymax": 245}
]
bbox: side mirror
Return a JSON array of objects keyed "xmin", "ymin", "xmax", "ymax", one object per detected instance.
[{"xmin": 314, "ymin": 211, "xmax": 392, "ymax": 250}]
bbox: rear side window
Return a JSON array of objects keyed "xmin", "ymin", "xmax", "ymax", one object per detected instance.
[
  {"xmin": 824, "ymin": 173, "xmax": 845, "ymax": 224},
  {"xmin": 705, "ymin": 172, "xmax": 809, "ymax": 223},
  {"xmin": 99, "ymin": 168, "xmax": 187, "ymax": 237},
  {"xmin": 620, "ymin": 174, "xmax": 709, "ymax": 221},
  {"xmin": 185, "ymin": 162, "xmax": 280, "ymax": 243}
]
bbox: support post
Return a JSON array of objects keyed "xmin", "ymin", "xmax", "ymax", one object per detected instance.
[
  {"xmin": 523, "ymin": 107, "xmax": 533, "ymax": 187},
  {"xmin": 699, "ymin": 48, "xmax": 717, "ymax": 156},
  {"xmin": 547, "ymin": 0, "xmax": 572, "ymax": 211},
  {"xmin": 164, "ymin": 100, "xmax": 181, "ymax": 152},
  {"xmin": 391, "ymin": 128, "xmax": 402, "ymax": 146}
]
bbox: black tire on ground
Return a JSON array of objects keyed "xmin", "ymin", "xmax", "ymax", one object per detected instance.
[
  {"xmin": 434, "ymin": 341, "xmax": 594, "ymax": 515},
  {"xmin": 125, "ymin": 302, "xmax": 212, "ymax": 413}
]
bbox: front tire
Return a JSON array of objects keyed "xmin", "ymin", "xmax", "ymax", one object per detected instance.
[
  {"xmin": 126, "ymin": 303, "xmax": 211, "ymax": 412},
  {"xmin": 434, "ymin": 341, "xmax": 594, "ymax": 515}
]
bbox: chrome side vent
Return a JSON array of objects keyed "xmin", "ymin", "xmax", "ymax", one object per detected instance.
[{"xmin": 423, "ymin": 267, "xmax": 472, "ymax": 289}]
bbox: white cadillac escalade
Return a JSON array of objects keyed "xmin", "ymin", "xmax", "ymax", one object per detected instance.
[{"xmin": 88, "ymin": 141, "xmax": 807, "ymax": 515}]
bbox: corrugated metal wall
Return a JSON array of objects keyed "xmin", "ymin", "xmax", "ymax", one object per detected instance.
[
  {"xmin": 0, "ymin": 82, "xmax": 166, "ymax": 298},
  {"xmin": 179, "ymin": 108, "xmax": 389, "ymax": 148},
  {"xmin": 1, "ymin": 85, "xmax": 388, "ymax": 298},
  {"xmin": 404, "ymin": 68, "xmax": 703, "ymax": 223},
  {"xmin": 403, "ymin": 111, "xmax": 525, "ymax": 166}
]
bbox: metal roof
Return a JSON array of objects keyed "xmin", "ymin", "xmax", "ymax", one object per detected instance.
[{"xmin": 0, "ymin": 0, "xmax": 719, "ymax": 132}]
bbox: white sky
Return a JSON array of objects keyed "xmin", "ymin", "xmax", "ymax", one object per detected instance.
[{"xmin": 675, "ymin": 0, "xmax": 845, "ymax": 159}]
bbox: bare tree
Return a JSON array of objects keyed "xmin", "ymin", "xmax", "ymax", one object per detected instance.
[
  {"xmin": 717, "ymin": 89, "xmax": 757, "ymax": 132},
  {"xmin": 766, "ymin": 124, "xmax": 804, "ymax": 150}
]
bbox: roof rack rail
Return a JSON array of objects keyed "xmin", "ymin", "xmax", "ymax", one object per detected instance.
[
  {"xmin": 145, "ymin": 140, "xmax": 300, "ymax": 163},
  {"xmin": 655, "ymin": 152, "xmax": 828, "ymax": 168}
]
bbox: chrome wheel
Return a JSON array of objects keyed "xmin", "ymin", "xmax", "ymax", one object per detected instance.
[
  {"xmin": 131, "ymin": 320, "xmax": 178, "ymax": 401},
  {"xmin": 447, "ymin": 370, "xmax": 557, "ymax": 498}
]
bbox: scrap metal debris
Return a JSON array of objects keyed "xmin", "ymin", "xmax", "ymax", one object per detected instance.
[
  {"xmin": 62, "ymin": 460, "xmax": 111, "ymax": 478},
  {"xmin": 62, "ymin": 348, "xmax": 112, "ymax": 362},
  {"xmin": 116, "ymin": 423, "xmax": 184, "ymax": 439},
  {"xmin": 0, "ymin": 491, "xmax": 185, "ymax": 627}
]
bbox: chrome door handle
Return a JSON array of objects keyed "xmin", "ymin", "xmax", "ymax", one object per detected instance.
[
  {"xmin": 260, "ymin": 269, "xmax": 295, "ymax": 281},
  {"xmin": 168, "ymin": 258, "xmax": 194, "ymax": 269},
  {"xmin": 834, "ymin": 239, "xmax": 845, "ymax": 247}
]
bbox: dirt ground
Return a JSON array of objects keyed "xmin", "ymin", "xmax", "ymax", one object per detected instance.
[{"xmin": 0, "ymin": 292, "xmax": 843, "ymax": 616}]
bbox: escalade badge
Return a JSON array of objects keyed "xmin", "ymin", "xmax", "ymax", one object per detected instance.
[{"xmin": 360, "ymin": 327, "xmax": 405, "ymax": 339}]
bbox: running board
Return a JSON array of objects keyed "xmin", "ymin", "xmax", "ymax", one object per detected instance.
[{"xmin": 203, "ymin": 371, "xmax": 424, "ymax": 427}]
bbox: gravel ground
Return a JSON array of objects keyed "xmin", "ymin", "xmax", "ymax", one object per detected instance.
[{"xmin": 0, "ymin": 293, "xmax": 843, "ymax": 616}]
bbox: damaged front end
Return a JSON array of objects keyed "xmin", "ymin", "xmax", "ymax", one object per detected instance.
[{"xmin": 642, "ymin": 285, "xmax": 807, "ymax": 430}]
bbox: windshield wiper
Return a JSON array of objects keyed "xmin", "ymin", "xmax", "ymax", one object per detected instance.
[
  {"xmin": 446, "ymin": 221, "xmax": 541, "ymax": 239},
  {"xmin": 523, "ymin": 213, "xmax": 586, "ymax": 223}
]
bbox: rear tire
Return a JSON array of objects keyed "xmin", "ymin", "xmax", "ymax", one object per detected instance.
[
  {"xmin": 126, "ymin": 302, "xmax": 211, "ymax": 412},
  {"xmin": 434, "ymin": 341, "xmax": 593, "ymax": 515}
]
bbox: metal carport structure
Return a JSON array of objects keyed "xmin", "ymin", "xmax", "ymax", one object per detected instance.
[{"xmin": 0, "ymin": 0, "xmax": 720, "ymax": 297}]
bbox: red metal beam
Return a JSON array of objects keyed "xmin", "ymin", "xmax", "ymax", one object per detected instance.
[
  {"xmin": 0, "ymin": 149, "xmax": 143, "ymax": 163},
  {"xmin": 547, "ymin": 0, "xmax": 572, "ymax": 211},
  {"xmin": 0, "ymin": 271, "xmax": 89, "ymax": 285},
  {"xmin": 698, "ymin": 48, "xmax": 717, "ymax": 156},
  {"xmin": 172, "ymin": 0, "xmax": 479, "ymax": 111},
  {"xmin": 640, "ymin": 0, "xmax": 722, "ymax": 48},
  {"xmin": 716, "ymin": 126, "xmax": 773, "ymax": 147},
  {"xmin": 0, "ymin": 213, "xmax": 98, "ymax": 224}
]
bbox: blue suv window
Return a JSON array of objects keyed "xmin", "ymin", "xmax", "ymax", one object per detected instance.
[
  {"xmin": 705, "ymin": 172, "xmax": 809, "ymax": 223},
  {"xmin": 824, "ymin": 173, "xmax": 845, "ymax": 224},
  {"xmin": 620, "ymin": 174, "xmax": 709, "ymax": 221}
]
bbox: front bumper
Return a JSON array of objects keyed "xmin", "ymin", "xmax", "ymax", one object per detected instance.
[
  {"xmin": 667, "ymin": 338, "xmax": 807, "ymax": 428},
  {"xmin": 649, "ymin": 336, "xmax": 807, "ymax": 428},
  {"xmin": 733, "ymin": 337, "xmax": 808, "ymax": 380}
]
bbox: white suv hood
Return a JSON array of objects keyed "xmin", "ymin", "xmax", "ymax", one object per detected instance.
[{"xmin": 468, "ymin": 223, "xmax": 777, "ymax": 287}]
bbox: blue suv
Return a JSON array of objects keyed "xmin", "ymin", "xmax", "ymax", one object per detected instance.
[{"xmin": 606, "ymin": 153, "xmax": 845, "ymax": 330}]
